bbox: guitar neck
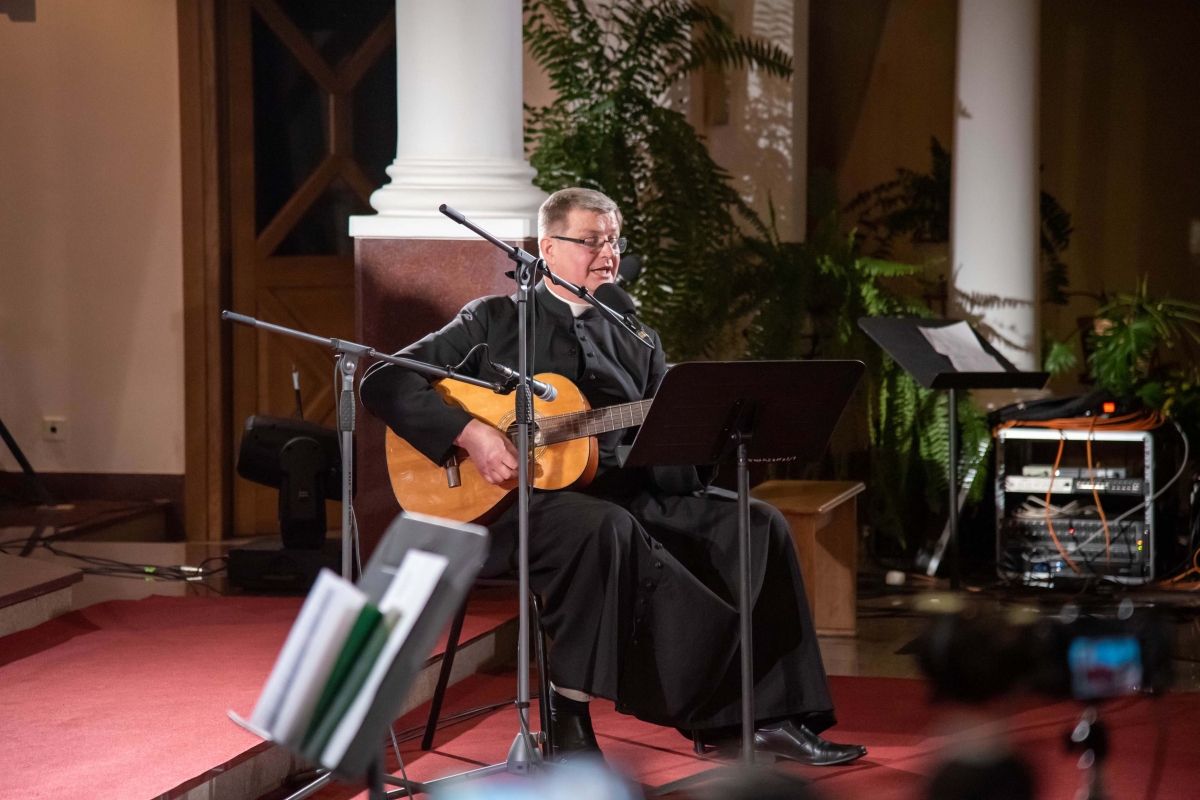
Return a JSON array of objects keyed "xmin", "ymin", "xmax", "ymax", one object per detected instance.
[{"xmin": 537, "ymin": 399, "xmax": 653, "ymax": 445}]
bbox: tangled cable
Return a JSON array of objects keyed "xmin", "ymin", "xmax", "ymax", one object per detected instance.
[{"xmin": 996, "ymin": 409, "xmax": 1189, "ymax": 579}]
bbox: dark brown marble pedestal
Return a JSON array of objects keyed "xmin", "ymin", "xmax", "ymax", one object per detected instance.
[{"xmin": 354, "ymin": 236, "xmax": 535, "ymax": 557}]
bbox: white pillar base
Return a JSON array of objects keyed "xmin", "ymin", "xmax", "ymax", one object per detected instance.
[
  {"xmin": 349, "ymin": 0, "xmax": 545, "ymax": 241},
  {"xmin": 350, "ymin": 157, "xmax": 546, "ymax": 240}
]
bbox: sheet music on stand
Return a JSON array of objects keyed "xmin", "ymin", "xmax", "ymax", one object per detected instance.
[
  {"xmin": 857, "ymin": 317, "xmax": 1049, "ymax": 588},
  {"xmin": 918, "ymin": 321, "xmax": 1004, "ymax": 373},
  {"xmin": 229, "ymin": 511, "xmax": 489, "ymax": 784}
]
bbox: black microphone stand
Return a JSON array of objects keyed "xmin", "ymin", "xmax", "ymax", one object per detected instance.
[
  {"xmin": 220, "ymin": 311, "xmax": 512, "ymax": 581},
  {"xmin": 407, "ymin": 204, "xmax": 653, "ymax": 784}
]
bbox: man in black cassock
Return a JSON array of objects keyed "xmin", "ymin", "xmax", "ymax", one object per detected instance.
[{"xmin": 360, "ymin": 188, "xmax": 866, "ymax": 766}]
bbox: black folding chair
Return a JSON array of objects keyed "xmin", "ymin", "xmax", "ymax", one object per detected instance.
[{"xmin": 420, "ymin": 578, "xmax": 554, "ymax": 756}]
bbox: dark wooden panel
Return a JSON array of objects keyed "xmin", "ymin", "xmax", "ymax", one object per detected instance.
[{"xmin": 353, "ymin": 237, "xmax": 532, "ymax": 558}]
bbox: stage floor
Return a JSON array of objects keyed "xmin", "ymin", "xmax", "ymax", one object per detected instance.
[
  {"xmin": 292, "ymin": 669, "xmax": 1200, "ymax": 800},
  {"xmin": 5, "ymin": 551, "xmax": 1200, "ymax": 800}
]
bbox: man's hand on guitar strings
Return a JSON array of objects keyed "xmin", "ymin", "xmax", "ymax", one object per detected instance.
[{"xmin": 454, "ymin": 419, "xmax": 519, "ymax": 485}]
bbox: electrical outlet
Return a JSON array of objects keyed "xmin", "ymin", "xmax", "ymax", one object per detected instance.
[{"xmin": 42, "ymin": 416, "xmax": 67, "ymax": 442}]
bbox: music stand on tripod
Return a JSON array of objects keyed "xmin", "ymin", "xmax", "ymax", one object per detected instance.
[
  {"xmin": 618, "ymin": 359, "xmax": 864, "ymax": 772},
  {"xmin": 857, "ymin": 317, "xmax": 1048, "ymax": 589}
]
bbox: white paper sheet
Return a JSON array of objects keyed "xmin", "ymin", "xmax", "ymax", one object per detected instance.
[
  {"xmin": 250, "ymin": 569, "xmax": 366, "ymax": 734},
  {"xmin": 919, "ymin": 321, "xmax": 1004, "ymax": 373},
  {"xmin": 320, "ymin": 549, "xmax": 450, "ymax": 768}
]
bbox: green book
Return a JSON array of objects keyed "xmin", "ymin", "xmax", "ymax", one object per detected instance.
[
  {"xmin": 302, "ymin": 603, "xmax": 383, "ymax": 747},
  {"xmin": 302, "ymin": 613, "xmax": 395, "ymax": 762}
]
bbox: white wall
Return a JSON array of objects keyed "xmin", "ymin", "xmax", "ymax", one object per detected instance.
[{"xmin": 0, "ymin": 0, "xmax": 184, "ymax": 475}]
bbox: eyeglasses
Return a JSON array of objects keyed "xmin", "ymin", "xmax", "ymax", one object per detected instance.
[{"xmin": 551, "ymin": 235, "xmax": 627, "ymax": 254}]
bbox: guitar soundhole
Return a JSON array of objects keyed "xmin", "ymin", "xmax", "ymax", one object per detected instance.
[{"xmin": 497, "ymin": 410, "xmax": 549, "ymax": 460}]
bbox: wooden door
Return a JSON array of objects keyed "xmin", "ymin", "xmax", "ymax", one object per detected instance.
[{"xmin": 225, "ymin": 0, "xmax": 396, "ymax": 536}]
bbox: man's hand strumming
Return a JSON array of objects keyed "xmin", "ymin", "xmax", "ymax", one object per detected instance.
[{"xmin": 454, "ymin": 419, "xmax": 519, "ymax": 485}]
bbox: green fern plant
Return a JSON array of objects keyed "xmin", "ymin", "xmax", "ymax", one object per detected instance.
[
  {"xmin": 524, "ymin": 2, "xmax": 989, "ymax": 552},
  {"xmin": 846, "ymin": 137, "xmax": 1076, "ymax": 306},
  {"xmin": 524, "ymin": 0, "xmax": 791, "ymax": 359},
  {"xmin": 743, "ymin": 199, "xmax": 991, "ymax": 546}
]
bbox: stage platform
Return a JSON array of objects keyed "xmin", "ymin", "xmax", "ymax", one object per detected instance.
[
  {"xmin": 298, "ymin": 671, "xmax": 1200, "ymax": 800},
  {"xmin": 1, "ymin": 588, "xmax": 518, "ymax": 800},
  {"xmin": 5, "ymin": 584, "xmax": 1200, "ymax": 800}
]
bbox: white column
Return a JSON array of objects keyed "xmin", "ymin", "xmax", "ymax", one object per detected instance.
[
  {"xmin": 951, "ymin": 0, "xmax": 1040, "ymax": 369},
  {"xmin": 350, "ymin": 0, "xmax": 547, "ymax": 240}
]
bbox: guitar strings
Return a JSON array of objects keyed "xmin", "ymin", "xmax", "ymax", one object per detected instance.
[
  {"xmin": 498, "ymin": 400, "xmax": 653, "ymax": 445},
  {"xmin": 532, "ymin": 399, "xmax": 653, "ymax": 444}
]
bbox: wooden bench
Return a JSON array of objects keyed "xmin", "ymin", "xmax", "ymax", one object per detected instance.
[{"xmin": 750, "ymin": 480, "xmax": 864, "ymax": 637}]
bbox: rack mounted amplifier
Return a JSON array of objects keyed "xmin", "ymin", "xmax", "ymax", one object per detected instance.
[{"xmin": 995, "ymin": 427, "xmax": 1165, "ymax": 585}]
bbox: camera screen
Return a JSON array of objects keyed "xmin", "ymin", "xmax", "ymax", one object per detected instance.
[{"xmin": 1069, "ymin": 635, "xmax": 1143, "ymax": 699}]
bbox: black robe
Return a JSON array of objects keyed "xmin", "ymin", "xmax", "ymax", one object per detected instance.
[{"xmin": 359, "ymin": 281, "xmax": 835, "ymax": 732}]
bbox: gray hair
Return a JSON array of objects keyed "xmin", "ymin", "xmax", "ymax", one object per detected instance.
[{"xmin": 538, "ymin": 188, "xmax": 623, "ymax": 238}]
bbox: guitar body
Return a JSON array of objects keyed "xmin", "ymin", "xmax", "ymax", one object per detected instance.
[{"xmin": 385, "ymin": 373, "xmax": 599, "ymax": 523}]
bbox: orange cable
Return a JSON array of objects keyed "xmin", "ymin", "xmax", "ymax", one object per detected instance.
[
  {"xmin": 1086, "ymin": 416, "xmax": 1112, "ymax": 567},
  {"xmin": 995, "ymin": 410, "xmax": 1163, "ymax": 434},
  {"xmin": 995, "ymin": 408, "xmax": 1166, "ymax": 578},
  {"xmin": 1163, "ymin": 548, "xmax": 1200, "ymax": 589},
  {"xmin": 1045, "ymin": 437, "xmax": 1080, "ymax": 574}
]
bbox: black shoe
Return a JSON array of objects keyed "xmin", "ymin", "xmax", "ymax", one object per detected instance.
[
  {"xmin": 754, "ymin": 720, "xmax": 866, "ymax": 766},
  {"xmin": 549, "ymin": 691, "xmax": 604, "ymax": 763}
]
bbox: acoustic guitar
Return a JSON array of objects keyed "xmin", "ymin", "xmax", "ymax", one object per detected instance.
[{"xmin": 385, "ymin": 373, "xmax": 651, "ymax": 523}]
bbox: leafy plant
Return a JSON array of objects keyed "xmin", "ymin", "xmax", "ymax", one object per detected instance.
[
  {"xmin": 1089, "ymin": 280, "xmax": 1200, "ymax": 395},
  {"xmin": 1043, "ymin": 336, "xmax": 1079, "ymax": 376},
  {"xmin": 1088, "ymin": 280, "xmax": 1200, "ymax": 441},
  {"xmin": 743, "ymin": 193, "xmax": 992, "ymax": 545},
  {"xmin": 844, "ymin": 137, "xmax": 952, "ymax": 258},
  {"xmin": 524, "ymin": 0, "xmax": 791, "ymax": 360},
  {"xmin": 846, "ymin": 137, "xmax": 1076, "ymax": 306},
  {"xmin": 524, "ymin": 2, "xmax": 990, "ymax": 552}
]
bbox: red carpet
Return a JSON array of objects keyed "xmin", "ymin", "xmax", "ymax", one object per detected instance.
[
  {"xmin": 4, "ymin": 594, "xmax": 1198, "ymax": 800},
  {"xmin": 0, "ymin": 591, "xmax": 517, "ymax": 800},
  {"xmin": 301, "ymin": 673, "xmax": 1200, "ymax": 800}
]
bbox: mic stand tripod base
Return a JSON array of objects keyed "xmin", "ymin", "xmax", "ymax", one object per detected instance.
[
  {"xmin": 506, "ymin": 728, "xmax": 542, "ymax": 774},
  {"xmin": 378, "ymin": 734, "xmax": 542, "ymax": 798}
]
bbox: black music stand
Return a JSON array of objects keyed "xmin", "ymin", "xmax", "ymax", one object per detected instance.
[
  {"xmin": 857, "ymin": 317, "xmax": 1049, "ymax": 589},
  {"xmin": 619, "ymin": 360, "xmax": 864, "ymax": 768}
]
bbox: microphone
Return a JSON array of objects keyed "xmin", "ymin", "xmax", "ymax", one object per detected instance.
[
  {"xmin": 488, "ymin": 361, "xmax": 558, "ymax": 401},
  {"xmin": 594, "ymin": 281, "xmax": 637, "ymax": 316},
  {"xmin": 594, "ymin": 282, "xmax": 652, "ymax": 344},
  {"xmin": 616, "ymin": 254, "xmax": 642, "ymax": 287}
]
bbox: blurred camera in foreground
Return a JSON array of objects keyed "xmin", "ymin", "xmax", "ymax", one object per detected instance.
[{"xmin": 916, "ymin": 599, "xmax": 1173, "ymax": 704}]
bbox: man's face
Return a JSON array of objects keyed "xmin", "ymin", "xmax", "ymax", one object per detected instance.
[{"xmin": 540, "ymin": 209, "xmax": 620, "ymax": 295}]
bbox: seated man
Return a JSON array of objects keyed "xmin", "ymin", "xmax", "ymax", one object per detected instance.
[{"xmin": 360, "ymin": 188, "xmax": 866, "ymax": 766}]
